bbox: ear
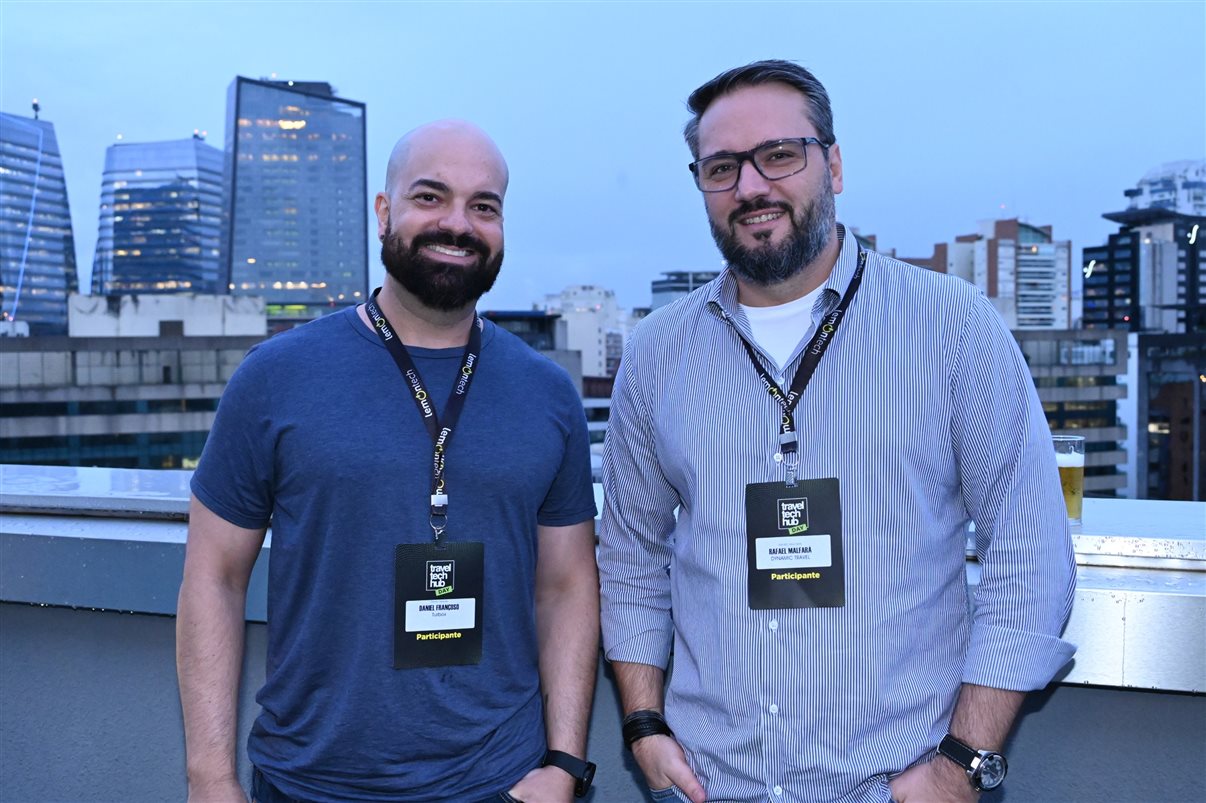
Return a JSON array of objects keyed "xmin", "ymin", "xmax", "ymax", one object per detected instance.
[
  {"xmin": 828, "ymin": 143, "xmax": 844, "ymax": 195},
  {"xmin": 374, "ymin": 193, "xmax": 391, "ymax": 240}
]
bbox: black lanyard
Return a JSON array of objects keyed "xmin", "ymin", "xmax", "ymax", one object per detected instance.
[
  {"xmin": 366, "ymin": 289, "xmax": 482, "ymax": 542},
  {"xmin": 728, "ymin": 247, "xmax": 866, "ymax": 477}
]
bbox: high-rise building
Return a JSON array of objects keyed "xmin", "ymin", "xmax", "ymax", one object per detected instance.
[
  {"xmin": 1122, "ymin": 160, "xmax": 1206, "ymax": 216},
  {"xmin": 223, "ymin": 78, "xmax": 367, "ymax": 327},
  {"xmin": 1014, "ymin": 329, "xmax": 1130, "ymax": 497},
  {"xmin": 541, "ymin": 285, "xmax": 627, "ymax": 377},
  {"xmin": 651, "ymin": 271, "xmax": 719, "ymax": 309},
  {"xmin": 0, "ymin": 109, "xmax": 78, "ymax": 335},
  {"xmin": 91, "ymin": 135, "xmax": 223, "ymax": 296},
  {"xmin": 1081, "ymin": 210, "xmax": 1204, "ymax": 333},
  {"xmin": 903, "ymin": 219, "xmax": 1072, "ymax": 330},
  {"xmin": 1082, "ymin": 164, "xmax": 1205, "ymax": 334},
  {"xmin": 1128, "ymin": 334, "xmax": 1204, "ymax": 500},
  {"xmin": 1083, "ymin": 166, "xmax": 1205, "ymax": 501}
]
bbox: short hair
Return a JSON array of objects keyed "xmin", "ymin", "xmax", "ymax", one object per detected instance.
[{"xmin": 683, "ymin": 59, "xmax": 836, "ymax": 159}]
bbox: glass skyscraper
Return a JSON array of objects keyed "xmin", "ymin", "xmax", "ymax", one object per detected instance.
[
  {"xmin": 223, "ymin": 78, "xmax": 367, "ymax": 325},
  {"xmin": 91, "ymin": 136, "xmax": 224, "ymax": 296},
  {"xmin": 0, "ymin": 110, "xmax": 78, "ymax": 335}
]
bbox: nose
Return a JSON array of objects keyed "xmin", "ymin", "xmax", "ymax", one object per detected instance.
[
  {"xmin": 733, "ymin": 157, "xmax": 771, "ymax": 202},
  {"xmin": 437, "ymin": 204, "xmax": 473, "ymax": 236}
]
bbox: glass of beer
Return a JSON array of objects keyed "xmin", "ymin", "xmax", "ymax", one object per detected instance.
[{"xmin": 1053, "ymin": 435, "xmax": 1085, "ymax": 526}]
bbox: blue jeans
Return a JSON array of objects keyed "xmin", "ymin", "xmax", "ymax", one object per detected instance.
[{"xmin": 251, "ymin": 767, "xmax": 519, "ymax": 802}]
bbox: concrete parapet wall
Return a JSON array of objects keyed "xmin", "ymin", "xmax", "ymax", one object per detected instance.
[
  {"xmin": 1, "ymin": 467, "xmax": 1203, "ymax": 801},
  {"xmin": 0, "ymin": 603, "xmax": 1203, "ymax": 803}
]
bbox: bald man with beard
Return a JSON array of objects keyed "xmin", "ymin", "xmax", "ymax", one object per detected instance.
[{"xmin": 178, "ymin": 121, "xmax": 600, "ymax": 803}]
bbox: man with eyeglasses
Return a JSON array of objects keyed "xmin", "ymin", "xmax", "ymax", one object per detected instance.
[{"xmin": 598, "ymin": 61, "xmax": 1076, "ymax": 802}]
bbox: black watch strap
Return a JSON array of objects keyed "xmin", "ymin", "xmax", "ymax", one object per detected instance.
[
  {"xmin": 938, "ymin": 733, "xmax": 1008, "ymax": 792},
  {"xmin": 938, "ymin": 734, "xmax": 979, "ymax": 769},
  {"xmin": 542, "ymin": 749, "xmax": 596, "ymax": 798}
]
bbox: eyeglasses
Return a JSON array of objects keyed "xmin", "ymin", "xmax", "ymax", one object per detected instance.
[{"xmin": 688, "ymin": 137, "xmax": 830, "ymax": 193}]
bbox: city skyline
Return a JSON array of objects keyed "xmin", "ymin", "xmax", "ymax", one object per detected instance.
[{"xmin": 2, "ymin": 0, "xmax": 1203, "ymax": 312}]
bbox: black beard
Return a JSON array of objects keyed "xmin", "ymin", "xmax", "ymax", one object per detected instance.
[
  {"xmin": 380, "ymin": 224, "xmax": 503, "ymax": 312},
  {"xmin": 709, "ymin": 177, "xmax": 835, "ymax": 287}
]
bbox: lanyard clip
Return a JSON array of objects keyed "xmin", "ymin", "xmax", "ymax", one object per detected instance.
[
  {"xmin": 430, "ymin": 494, "xmax": 449, "ymax": 542},
  {"xmin": 779, "ymin": 431, "xmax": 798, "ymax": 454},
  {"xmin": 429, "ymin": 512, "xmax": 447, "ymax": 541},
  {"xmin": 783, "ymin": 446, "xmax": 799, "ymax": 488}
]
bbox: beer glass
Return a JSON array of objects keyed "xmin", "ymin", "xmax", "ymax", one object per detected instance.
[{"xmin": 1053, "ymin": 435, "xmax": 1085, "ymax": 525}]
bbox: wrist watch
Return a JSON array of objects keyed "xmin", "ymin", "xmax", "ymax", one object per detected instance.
[
  {"xmin": 937, "ymin": 734, "xmax": 1008, "ymax": 791},
  {"xmin": 542, "ymin": 749, "xmax": 596, "ymax": 798}
]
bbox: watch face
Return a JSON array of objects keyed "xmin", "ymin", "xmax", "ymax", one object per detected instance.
[
  {"xmin": 575, "ymin": 762, "xmax": 596, "ymax": 797},
  {"xmin": 976, "ymin": 753, "xmax": 1007, "ymax": 790}
]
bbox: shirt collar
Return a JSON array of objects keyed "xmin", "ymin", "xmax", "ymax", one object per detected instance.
[{"xmin": 706, "ymin": 223, "xmax": 858, "ymax": 320}]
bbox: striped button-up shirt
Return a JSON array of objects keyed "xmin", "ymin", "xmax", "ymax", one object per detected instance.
[{"xmin": 599, "ymin": 227, "xmax": 1076, "ymax": 803}]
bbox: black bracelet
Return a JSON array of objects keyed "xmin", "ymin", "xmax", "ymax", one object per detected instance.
[{"xmin": 622, "ymin": 709, "xmax": 675, "ymax": 750}]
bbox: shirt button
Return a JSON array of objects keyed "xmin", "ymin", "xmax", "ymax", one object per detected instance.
[
  {"xmin": 773, "ymin": 786, "xmax": 784, "ymax": 796},
  {"xmin": 769, "ymin": 704, "xmax": 779, "ymax": 714},
  {"xmin": 768, "ymin": 619, "xmax": 779, "ymax": 631},
  {"xmin": 773, "ymin": 452, "xmax": 784, "ymax": 463}
]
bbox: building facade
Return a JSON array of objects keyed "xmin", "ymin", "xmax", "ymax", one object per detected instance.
[
  {"xmin": 0, "ymin": 295, "xmax": 265, "ymax": 469},
  {"xmin": 1120, "ymin": 334, "xmax": 1205, "ymax": 501},
  {"xmin": 540, "ymin": 285, "xmax": 627, "ymax": 377},
  {"xmin": 1014, "ymin": 329, "xmax": 1130, "ymax": 497},
  {"xmin": 223, "ymin": 78, "xmax": 367, "ymax": 327},
  {"xmin": 905, "ymin": 219, "xmax": 1072, "ymax": 330},
  {"xmin": 1082, "ymin": 208, "xmax": 1204, "ymax": 334},
  {"xmin": 91, "ymin": 136, "xmax": 223, "ymax": 296},
  {"xmin": 1122, "ymin": 160, "xmax": 1206, "ymax": 216},
  {"xmin": 651, "ymin": 270, "xmax": 720, "ymax": 309},
  {"xmin": 0, "ymin": 110, "xmax": 78, "ymax": 335}
]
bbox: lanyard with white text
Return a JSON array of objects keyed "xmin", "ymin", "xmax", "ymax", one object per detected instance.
[
  {"xmin": 366, "ymin": 288, "xmax": 482, "ymax": 543},
  {"xmin": 734, "ymin": 247, "xmax": 866, "ymax": 482}
]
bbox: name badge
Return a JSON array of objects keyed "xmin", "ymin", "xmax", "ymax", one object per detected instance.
[
  {"xmin": 745, "ymin": 478, "xmax": 844, "ymax": 609},
  {"xmin": 394, "ymin": 541, "xmax": 484, "ymax": 668}
]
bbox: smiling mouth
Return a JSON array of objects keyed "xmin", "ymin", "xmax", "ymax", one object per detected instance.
[
  {"xmin": 741, "ymin": 211, "xmax": 784, "ymax": 226},
  {"xmin": 425, "ymin": 243, "xmax": 473, "ymax": 258}
]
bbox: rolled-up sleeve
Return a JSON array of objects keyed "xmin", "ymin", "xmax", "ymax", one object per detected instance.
[
  {"xmin": 598, "ymin": 335, "xmax": 681, "ymax": 668},
  {"xmin": 950, "ymin": 297, "xmax": 1078, "ymax": 690}
]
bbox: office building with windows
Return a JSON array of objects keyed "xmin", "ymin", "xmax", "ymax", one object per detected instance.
[
  {"xmin": 1083, "ymin": 162, "xmax": 1205, "ymax": 334},
  {"xmin": 903, "ymin": 219, "xmax": 1072, "ymax": 330},
  {"xmin": 0, "ymin": 294, "xmax": 265, "ymax": 469},
  {"xmin": 1082, "ymin": 210, "xmax": 1204, "ymax": 334},
  {"xmin": 1081, "ymin": 168, "xmax": 1205, "ymax": 499},
  {"xmin": 0, "ymin": 109, "xmax": 78, "ymax": 335},
  {"xmin": 1125, "ymin": 334, "xmax": 1204, "ymax": 500},
  {"xmin": 1014, "ymin": 329, "xmax": 1130, "ymax": 497},
  {"xmin": 223, "ymin": 78, "xmax": 367, "ymax": 327},
  {"xmin": 91, "ymin": 136, "xmax": 223, "ymax": 296},
  {"xmin": 541, "ymin": 285, "xmax": 628, "ymax": 377}
]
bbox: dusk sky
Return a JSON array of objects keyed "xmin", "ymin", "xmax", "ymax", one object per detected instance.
[{"xmin": 2, "ymin": 0, "xmax": 1203, "ymax": 311}]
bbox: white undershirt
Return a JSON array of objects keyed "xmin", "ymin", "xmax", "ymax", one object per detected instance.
[{"xmin": 740, "ymin": 284, "xmax": 825, "ymax": 377}]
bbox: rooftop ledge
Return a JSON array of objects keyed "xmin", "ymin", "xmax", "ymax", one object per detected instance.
[{"xmin": 2, "ymin": 464, "xmax": 1203, "ymax": 693}]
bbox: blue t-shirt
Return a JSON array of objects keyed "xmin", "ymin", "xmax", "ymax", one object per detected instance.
[{"xmin": 191, "ymin": 306, "xmax": 597, "ymax": 802}]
